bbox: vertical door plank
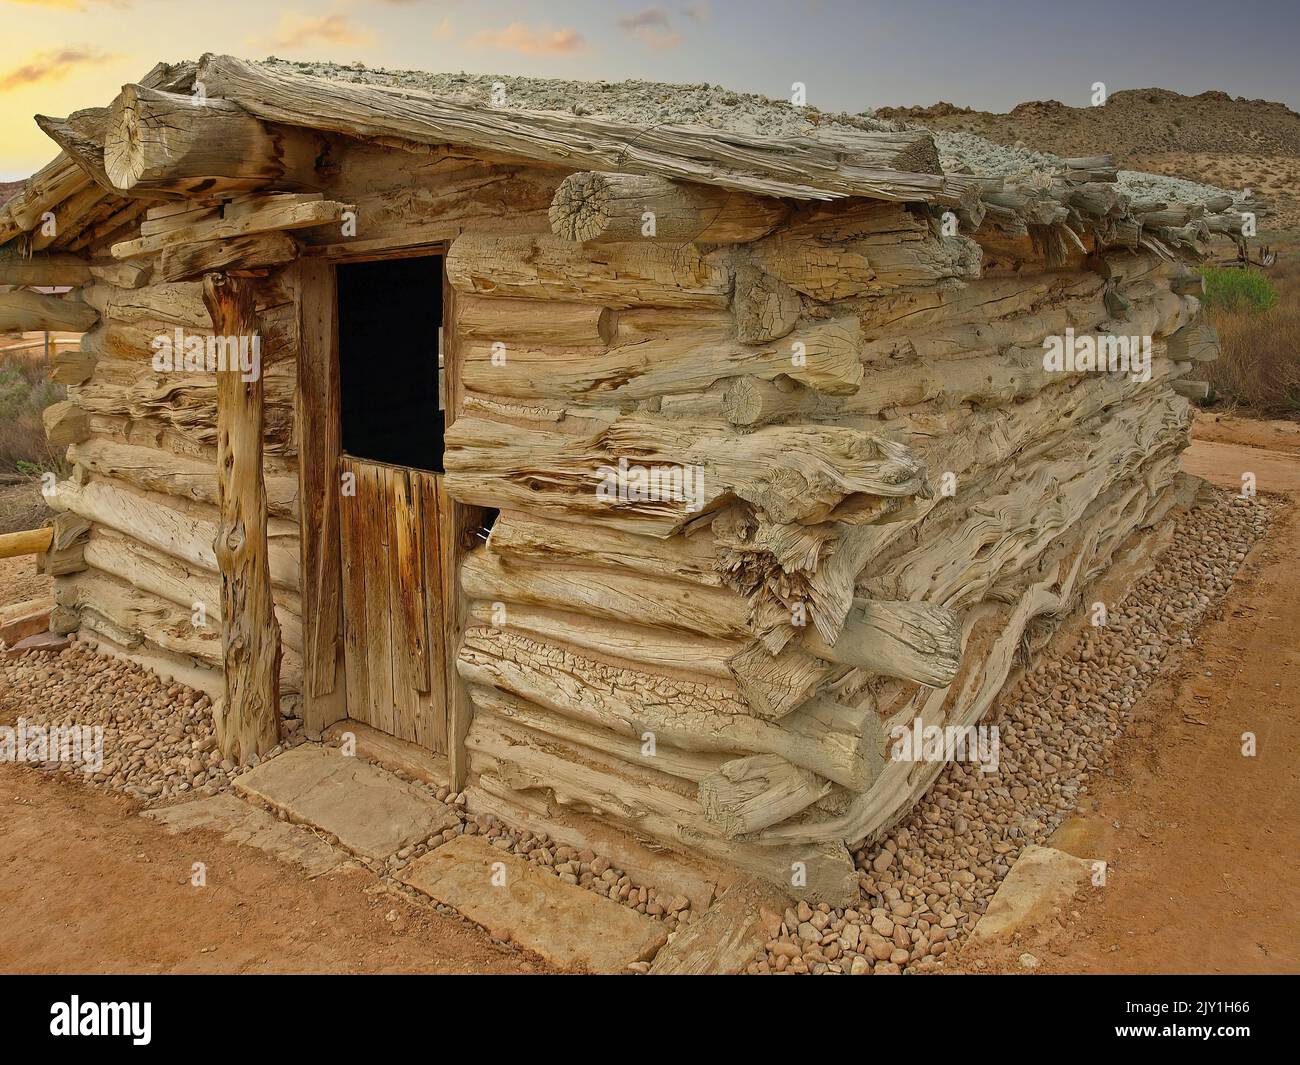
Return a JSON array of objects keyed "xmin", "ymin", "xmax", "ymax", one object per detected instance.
[
  {"xmin": 360, "ymin": 462, "xmax": 395, "ymax": 737},
  {"xmin": 414, "ymin": 470, "xmax": 448, "ymax": 753},
  {"xmin": 388, "ymin": 466, "xmax": 426, "ymax": 743},
  {"xmin": 290, "ymin": 258, "xmax": 346, "ymax": 737},
  {"xmin": 339, "ymin": 456, "xmax": 370, "ymax": 730}
]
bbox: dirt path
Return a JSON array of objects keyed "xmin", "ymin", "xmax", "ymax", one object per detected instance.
[
  {"xmin": 1003, "ymin": 436, "xmax": 1300, "ymax": 974},
  {"xmin": 0, "ymin": 766, "xmax": 552, "ymax": 974}
]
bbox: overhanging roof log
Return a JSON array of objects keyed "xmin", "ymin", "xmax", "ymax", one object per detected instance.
[{"xmin": 192, "ymin": 53, "xmax": 949, "ymax": 204}]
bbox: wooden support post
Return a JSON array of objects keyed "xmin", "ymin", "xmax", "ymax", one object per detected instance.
[
  {"xmin": 203, "ymin": 272, "xmax": 281, "ymax": 763},
  {"xmin": 291, "ymin": 259, "xmax": 347, "ymax": 737}
]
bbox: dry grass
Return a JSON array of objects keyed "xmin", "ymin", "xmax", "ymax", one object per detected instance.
[
  {"xmin": 0, "ymin": 348, "xmax": 68, "ymax": 477},
  {"xmin": 1200, "ymin": 246, "xmax": 1300, "ymax": 416}
]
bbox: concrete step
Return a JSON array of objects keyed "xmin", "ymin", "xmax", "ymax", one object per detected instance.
[
  {"xmin": 399, "ymin": 835, "xmax": 668, "ymax": 973},
  {"xmin": 144, "ymin": 792, "xmax": 345, "ymax": 878},
  {"xmin": 233, "ymin": 745, "xmax": 458, "ymax": 861}
]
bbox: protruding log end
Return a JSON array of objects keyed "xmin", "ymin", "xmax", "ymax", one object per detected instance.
[
  {"xmin": 104, "ymin": 84, "xmax": 148, "ymax": 191},
  {"xmin": 549, "ymin": 170, "xmax": 789, "ymax": 245}
]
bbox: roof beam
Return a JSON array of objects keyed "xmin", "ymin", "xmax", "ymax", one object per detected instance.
[{"xmin": 104, "ymin": 83, "xmax": 325, "ymax": 195}]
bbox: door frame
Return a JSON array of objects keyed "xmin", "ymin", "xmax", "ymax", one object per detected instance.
[{"xmin": 292, "ymin": 242, "xmax": 477, "ymax": 788}]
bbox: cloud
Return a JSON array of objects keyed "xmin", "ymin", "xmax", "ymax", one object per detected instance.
[
  {"xmin": 432, "ymin": 16, "xmax": 452, "ymax": 42},
  {"xmin": 3, "ymin": 0, "xmax": 128, "ymax": 9},
  {"xmin": 0, "ymin": 47, "xmax": 116, "ymax": 92},
  {"xmin": 263, "ymin": 12, "xmax": 374, "ymax": 51},
  {"xmin": 466, "ymin": 22, "xmax": 586, "ymax": 56},
  {"xmin": 618, "ymin": 8, "xmax": 684, "ymax": 49}
]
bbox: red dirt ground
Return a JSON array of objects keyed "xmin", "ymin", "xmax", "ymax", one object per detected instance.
[{"xmin": 0, "ymin": 767, "xmax": 552, "ymax": 974}]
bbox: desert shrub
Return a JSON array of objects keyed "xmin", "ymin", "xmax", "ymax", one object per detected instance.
[
  {"xmin": 0, "ymin": 350, "xmax": 69, "ymax": 477},
  {"xmin": 1200, "ymin": 254, "xmax": 1300, "ymax": 415},
  {"xmin": 1201, "ymin": 266, "xmax": 1279, "ymax": 313}
]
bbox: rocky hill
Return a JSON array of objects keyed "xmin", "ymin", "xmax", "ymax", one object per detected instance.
[{"xmin": 878, "ymin": 89, "xmax": 1300, "ymax": 231}]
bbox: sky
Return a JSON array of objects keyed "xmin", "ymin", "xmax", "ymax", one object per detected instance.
[{"xmin": 1, "ymin": 0, "xmax": 1298, "ymax": 180}]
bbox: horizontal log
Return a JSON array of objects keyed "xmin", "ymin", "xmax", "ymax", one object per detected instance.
[
  {"xmin": 697, "ymin": 754, "xmax": 832, "ymax": 837},
  {"xmin": 82, "ymin": 279, "xmax": 208, "ymax": 325},
  {"xmin": 0, "ymin": 527, "xmax": 53, "ymax": 559},
  {"xmin": 1165, "ymin": 321, "xmax": 1219, "ymax": 363},
  {"xmin": 50, "ymin": 348, "xmax": 98, "ymax": 385},
  {"xmin": 487, "ymin": 510, "xmax": 722, "ymax": 587},
  {"xmin": 42, "ymin": 400, "xmax": 90, "ymax": 446},
  {"xmin": 467, "ymin": 600, "xmax": 739, "ymax": 679},
  {"xmin": 84, "ymin": 527, "xmax": 303, "ymax": 654},
  {"xmin": 458, "ymin": 626, "xmax": 881, "ymax": 788},
  {"xmin": 0, "ymin": 242, "xmax": 91, "ymax": 286},
  {"xmin": 446, "ymin": 413, "xmax": 927, "ymax": 534},
  {"xmin": 455, "ymin": 294, "xmax": 613, "ymax": 346},
  {"xmin": 88, "ymin": 258, "xmax": 152, "ymax": 289},
  {"xmin": 104, "ymin": 83, "xmax": 324, "ymax": 195},
  {"xmin": 49, "ymin": 476, "xmax": 300, "ymax": 592},
  {"xmin": 462, "ymin": 549, "xmax": 749, "ymax": 639},
  {"xmin": 549, "ymin": 171, "xmax": 789, "ymax": 244},
  {"xmin": 198, "ymin": 53, "xmax": 948, "ymax": 204},
  {"xmin": 56, "ymin": 567, "xmax": 302, "ymax": 692},
  {"xmin": 446, "ymin": 233, "xmax": 731, "ymax": 308},
  {"xmin": 803, "ymin": 598, "xmax": 962, "ymax": 688},
  {"xmin": 747, "ymin": 202, "xmax": 980, "ymax": 300},
  {"xmin": 75, "ymin": 358, "xmax": 296, "ymax": 455},
  {"xmin": 155, "ymin": 231, "xmax": 301, "ymax": 284},
  {"xmin": 37, "ymin": 511, "xmax": 90, "ymax": 577},
  {"xmin": 468, "ymin": 683, "xmax": 727, "ymax": 783},
  {"xmin": 466, "ymin": 714, "xmax": 723, "ymax": 840},
  {"xmin": 0, "ymin": 290, "xmax": 98, "ymax": 333},
  {"xmin": 111, "ymin": 193, "xmax": 352, "ymax": 258},
  {"xmin": 722, "ymin": 376, "xmax": 820, "ymax": 426},
  {"xmin": 459, "ymin": 317, "xmax": 863, "ymax": 405},
  {"xmin": 1171, "ymin": 378, "xmax": 1210, "ymax": 400},
  {"xmin": 69, "ymin": 437, "xmax": 299, "ymax": 519}
]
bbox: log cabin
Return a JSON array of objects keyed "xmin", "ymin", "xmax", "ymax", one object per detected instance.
[{"xmin": 0, "ymin": 56, "xmax": 1241, "ymax": 901}]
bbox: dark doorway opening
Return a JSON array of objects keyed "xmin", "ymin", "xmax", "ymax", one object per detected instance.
[{"xmin": 337, "ymin": 255, "xmax": 445, "ymax": 472}]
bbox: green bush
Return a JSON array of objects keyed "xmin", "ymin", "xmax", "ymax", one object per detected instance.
[
  {"xmin": 1202, "ymin": 267, "xmax": 1279, "ymax": 314},
  {"xmin": 0, "ymin": 351, "xmax": 69, "ymax": 476}
]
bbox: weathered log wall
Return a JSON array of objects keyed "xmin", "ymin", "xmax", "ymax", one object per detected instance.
[{"xmin": 435, "ymin": 190, "xmax": 1214, "ymax": 900}]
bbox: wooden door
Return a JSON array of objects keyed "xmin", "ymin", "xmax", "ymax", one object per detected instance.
[{"xmin": 339, "ymin": 456, "xmax": 449, "ymax": 751}]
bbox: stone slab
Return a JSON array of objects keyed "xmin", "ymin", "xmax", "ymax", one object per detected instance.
[
  {"xmin": 650, "ymin": 876, "xmax": 790, "ymax": 975},
  {"xmin": 4, "ymin": 632, "xmax": 70, "ymax": 657},
  {"xmin": 144, "ymin": 793, "xmax": 345, "ymax": 878},
  {"xmin": 399, "ymin": 835, "xmax": 668, "ymax": 972},
  {"xmin": 233, "ymin": 745, "xmax": 459, "ymax": 860},
  {"xmin": 971, "ymin": 844, "xmax": 1098, "ymax": 944}
]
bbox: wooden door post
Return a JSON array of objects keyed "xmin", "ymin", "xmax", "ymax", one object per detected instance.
[
  {"xmin": 204, "ymin": 272, "xmax": 282, "ymax": 763},
  {"xmin": 291, "ymin": 259, "xmax": 347, "ymax": 737}
]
